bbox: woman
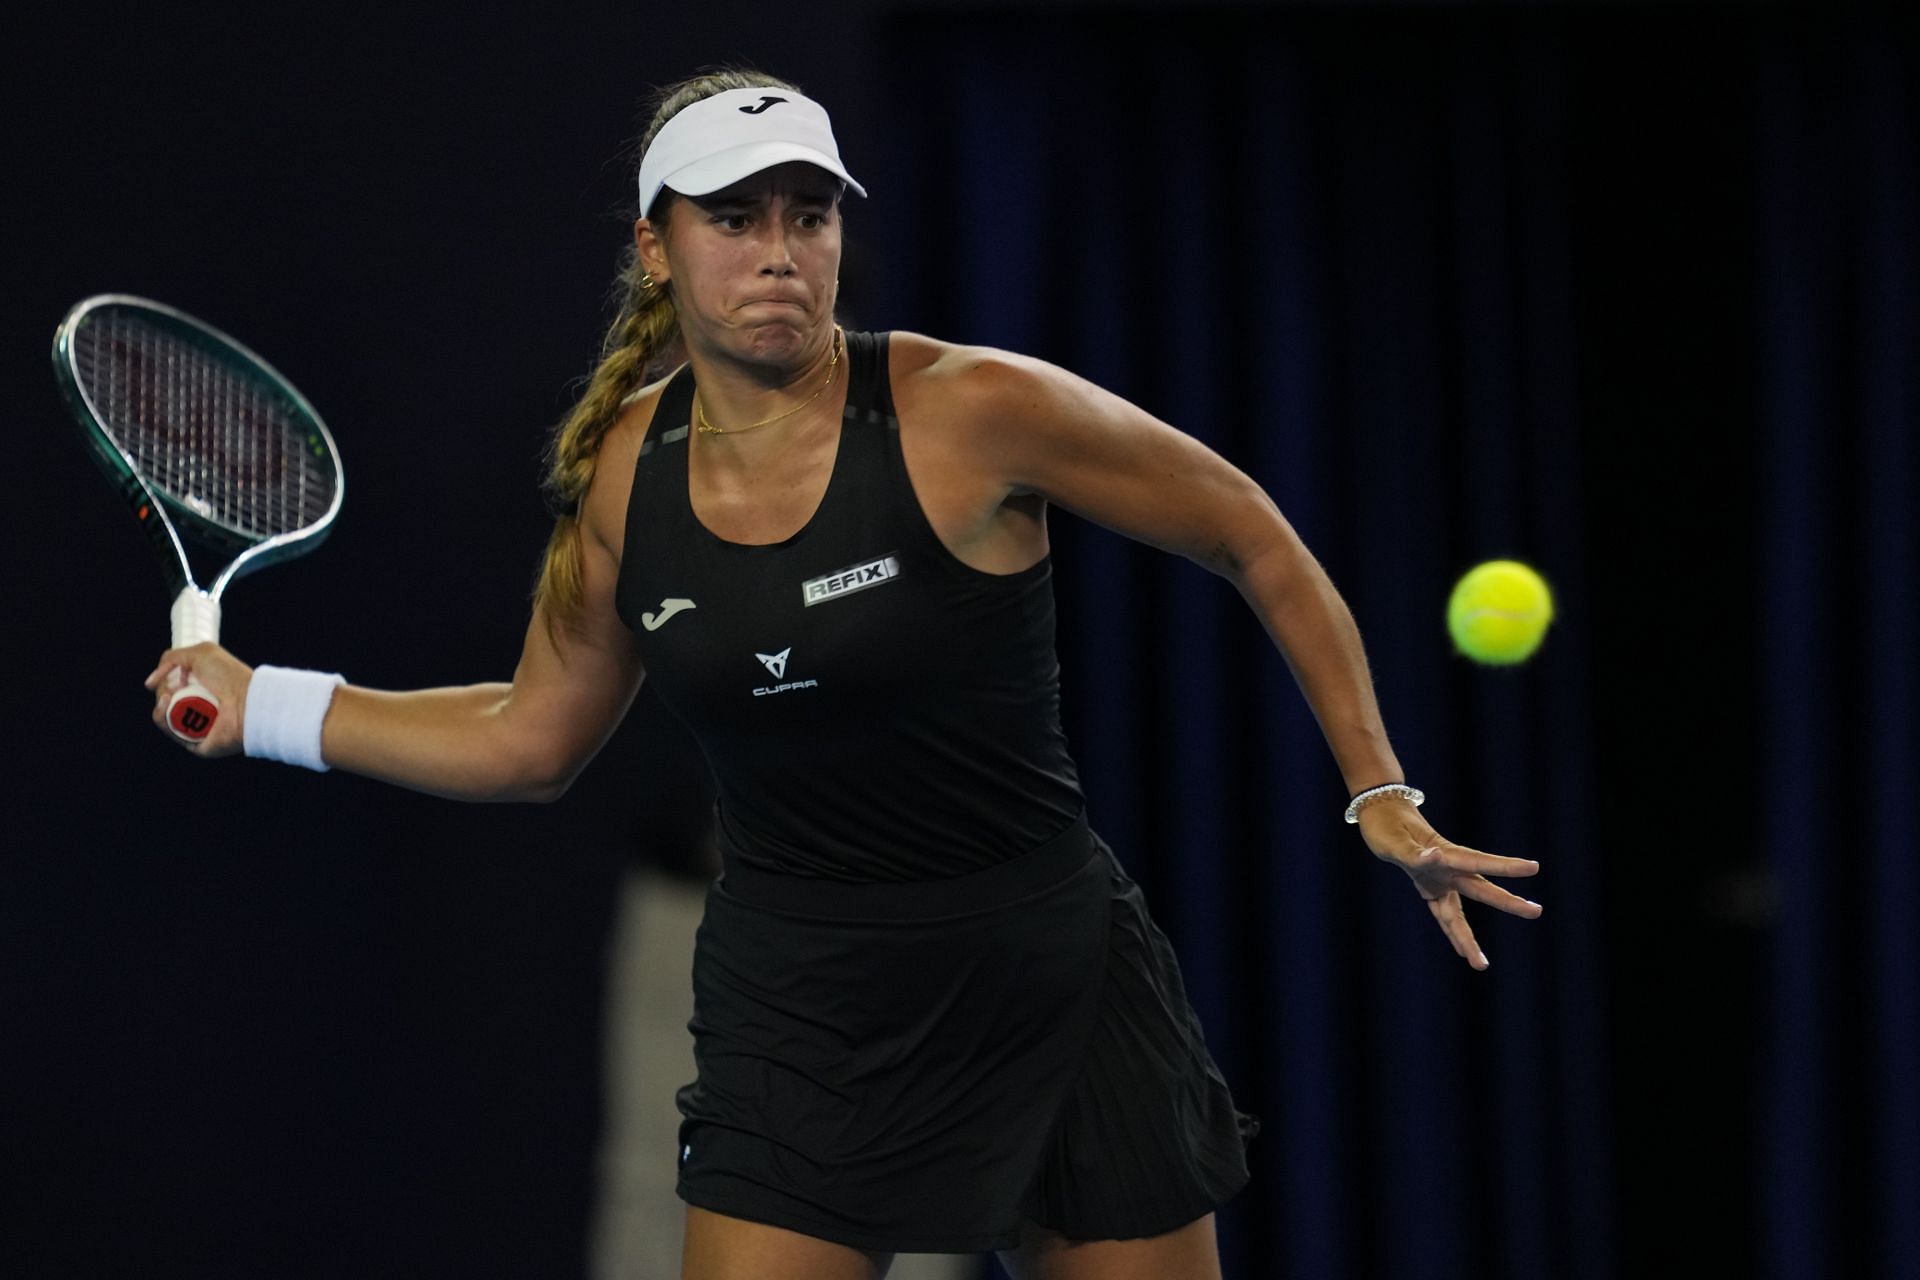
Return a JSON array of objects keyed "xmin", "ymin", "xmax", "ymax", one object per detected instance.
[{"xmin": 147, "ymin": 70, "xmax": 1542, "ymax": 1280}]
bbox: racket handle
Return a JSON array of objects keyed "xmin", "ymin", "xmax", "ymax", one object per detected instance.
[{"xmin": 167, "ymin": 587, "xmax": 223, "ymax": 744}]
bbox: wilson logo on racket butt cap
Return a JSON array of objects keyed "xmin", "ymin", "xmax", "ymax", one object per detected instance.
[{"xmin": 170, "ymin": 699, "xmax": 217, "ymax": 739}]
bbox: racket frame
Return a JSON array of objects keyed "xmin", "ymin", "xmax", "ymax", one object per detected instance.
[{"xmin": 52, "ymin": 294, "xmax": 345, "ymax": 609}]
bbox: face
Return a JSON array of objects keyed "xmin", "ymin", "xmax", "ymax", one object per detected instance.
[{"xmin": 635, "ymin": 161, "xmax": 843, "ymax": 370}]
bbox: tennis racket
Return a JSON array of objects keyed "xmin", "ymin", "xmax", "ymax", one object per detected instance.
[{"xmin": 52, "ymin": 295, "xmax": 344, "ymax": 743}]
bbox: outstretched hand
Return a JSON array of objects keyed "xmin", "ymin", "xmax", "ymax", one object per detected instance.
[
  {"xmin": 1354, "ymin": 798, "xmax": 1541, "ymax": 971},
  {"xmin": 143, "ymin": 643, "xmax": 253, "ymax": 757}
]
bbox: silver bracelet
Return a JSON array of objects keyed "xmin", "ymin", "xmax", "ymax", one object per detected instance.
[
  {"xmin": 243, "ymin": 665, "xmax": 344, "ymax": 772},
  {"xmin": 1343, "ymin": 783, "xmax": 1425, "ymax": 824}
]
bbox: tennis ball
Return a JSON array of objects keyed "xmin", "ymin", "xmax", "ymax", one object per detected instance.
[{"xmin": 1447, "ymin": 560, "xmax": 1555, "ymax": 665}]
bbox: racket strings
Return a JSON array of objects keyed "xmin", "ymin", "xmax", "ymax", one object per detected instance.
[{"xmin": 73, "ymin": 311, "xmax": 337, "ymax": 540}]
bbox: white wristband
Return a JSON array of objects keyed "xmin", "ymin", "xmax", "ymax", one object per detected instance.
[{"xmin": 243, "ymin": 666, "xmax": 345, "ymax": 772}]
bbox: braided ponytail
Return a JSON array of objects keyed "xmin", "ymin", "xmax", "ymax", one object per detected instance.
[
  {"xmin": 533, "ymin": 254, "xmax": 677, "ymax": 639},
  {"xmin": 533, "ymin": 66, "xmax": 801, "ymax": 642}
]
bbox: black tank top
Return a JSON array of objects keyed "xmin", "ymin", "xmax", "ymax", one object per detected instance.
[{"xmin": 613, "ymin": 330, "xmax": 1084, "ymax": 882}]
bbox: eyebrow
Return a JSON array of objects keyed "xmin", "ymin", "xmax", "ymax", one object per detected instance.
[{"xmin": 697, "ymin": 187, "xmax": 836, "ymax": 212}]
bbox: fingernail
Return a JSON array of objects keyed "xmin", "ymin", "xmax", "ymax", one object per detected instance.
[{"xmin": 1478, "ymin": 952, "xmax": 1490, "ymax": 968}]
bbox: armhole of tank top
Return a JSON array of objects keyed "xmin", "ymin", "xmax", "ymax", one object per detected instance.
[
  {"xmin": 871, "ymin": 331, "xmax": 1053, "ymax": 589},
  {"xmin": 637, "ymin": 366, "xmax": 695, "ymax": 460},
  {"xmin": 613, "ymin": 366, "xmax": 696, "ymax": 631}
]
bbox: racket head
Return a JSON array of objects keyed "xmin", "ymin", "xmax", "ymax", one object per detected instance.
[{"xmin": 52, "ymin": 295, "xmax": 344, "ymax": 584}]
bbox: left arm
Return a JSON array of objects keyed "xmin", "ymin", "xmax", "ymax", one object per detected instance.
[{"xmin": 951, "ymin": 348, "xmax": 1541, "ymax": 968}]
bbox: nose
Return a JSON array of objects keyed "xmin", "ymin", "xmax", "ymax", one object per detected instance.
[{"xmin": 755, "ymin": 221, "xmax": 797, "ymax": 276}]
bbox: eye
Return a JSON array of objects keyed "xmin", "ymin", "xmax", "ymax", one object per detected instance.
[
  {"xmin": 795, "ymin": 211, "xmax": 827, "ymax": 230},
  {"xmin": 712, "ymin": 213, "xmax": 752, "ymax": 231}
]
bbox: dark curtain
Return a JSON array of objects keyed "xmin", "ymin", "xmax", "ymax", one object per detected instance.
[
  {"xmin": 872, "ymin": 7, "xmax": 1916, "ymax": 1278},
  {"xmin": 8, "ymin": 5, "xmax": 1916, "ymax": 1277},
  {"xmin": 1754, "ymin": 16, "xmax": 1920, "ymax": 1280}
]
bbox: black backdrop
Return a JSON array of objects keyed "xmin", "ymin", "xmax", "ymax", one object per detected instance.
[{"xmin": 6, "ymin": 3, "xmax": 1916, "ymax": 1278}]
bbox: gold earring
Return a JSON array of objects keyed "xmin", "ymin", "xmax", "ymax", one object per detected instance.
[{"xmin": 641, "ymin": 272, "xmax": 657, "ymax": 290}]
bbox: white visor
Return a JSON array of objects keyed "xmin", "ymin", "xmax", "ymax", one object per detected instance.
[{"xmin": 637, "ymin": 87, "xmax": 867, "ymax": 218}]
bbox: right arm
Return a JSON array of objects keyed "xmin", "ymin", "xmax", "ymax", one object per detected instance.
[{"xmin": 146, "ymin": 404, "xmax": 651, "ymax": 803}]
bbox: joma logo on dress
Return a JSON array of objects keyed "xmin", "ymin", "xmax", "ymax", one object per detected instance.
[{"xmin": 803, "ymin": 555, "xmax": 901, "ymax": 606}]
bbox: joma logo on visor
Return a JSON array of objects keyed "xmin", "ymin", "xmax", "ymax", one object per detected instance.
[{"xmin": 802, "ymin": 555, "xmax": 902, "ymax": 606}]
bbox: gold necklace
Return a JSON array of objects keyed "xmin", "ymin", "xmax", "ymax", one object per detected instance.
[{"xmin": 695, "ymin": 328, "xmax": 843, "ymax": 436}]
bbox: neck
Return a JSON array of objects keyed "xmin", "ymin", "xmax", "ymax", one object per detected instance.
[{"xmin": 685, "ymin": 324, "xmax": 843, "ymax": 436}]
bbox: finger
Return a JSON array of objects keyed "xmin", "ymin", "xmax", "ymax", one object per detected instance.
[
  {"xmin": 1425, "ymin": 842, "xmax": 1540, "ymax": 878},
  {"xmin": 147, "ymin": 639, "xmax": 216, "ymax": 673},
  {"xmin": 1427, "ymin": 894, "xmax": 1488, "ymax": 969},
  {"xmin": 145, "ymin": 649, "xmax": 189, "ymax": 689},
  {"xmin": 1454, "ymin": 875, "xmax": 1544, "ymax": 918},
  {"xmin": 145, "ymin": 661, "xmax": 185, "ymax": 690},
  {"xmin": 1425, "ymin": 893, "xmax": 1470, "ymax": 961}
]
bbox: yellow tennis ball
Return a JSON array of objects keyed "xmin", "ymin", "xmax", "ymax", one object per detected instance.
[{"xmin": 1447, "ymin": 560, "xmax": 1555, "ymax": 665}]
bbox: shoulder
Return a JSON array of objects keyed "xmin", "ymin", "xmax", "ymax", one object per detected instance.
[
  {"xmin": 581, "ymin": 366, "xmax": 685, "ymax": 558},
  {"xmin": 885, "ymin": 333, "xmax": 1244, "ymax": 527},
  {"xmin": 886, "ymin": 331, "xmax": 1092, "ymax": 437},
  {"xmin": 888, "ymin": 331, "xmax": 1059, "ymax": 406},
  {"xmin": 886, "ymin": 331, "xmax": 1140, "ymax": 482}
]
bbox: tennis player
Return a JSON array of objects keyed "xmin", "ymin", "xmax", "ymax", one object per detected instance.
[{"xmin": 146, "ymin": 70, "xmax": 1543, "ymax": 1280}]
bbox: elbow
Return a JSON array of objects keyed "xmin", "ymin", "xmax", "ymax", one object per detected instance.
[
  {"xmin": 473, "ymin": 701, "xmax": 595, "ymax": 803},
  {"xmin": 1197, "ymin": 537, "xmax": 1249, "ymax": 579},
  {"xmin": 523, "ymin": 773, "xmax": 577, "ymax": 805},
  {"xmin": 1195, "ymin": 483, "xmax": 1298, "ymax": 585},
  {"xmin": 1207, "ymin": 532, "xmax": 1289, "ymax": 592},
  {"xmin": 502, "ymin": 762, "xmax": 581, "ymax": 805},
  {"xmin": 1221, "ymin": 533, "xmax": 1320, "ymax": 616},
  {"xmin": 483, "ymin": 741, "xmax": 586, "ymax": 805},
  {"xmin": 494, "ymin": 779, "xmax": 564, "ymax": 804},
  {"xmin": 480, "ymin": 780, "xmax": 569, "ymax": 805}
]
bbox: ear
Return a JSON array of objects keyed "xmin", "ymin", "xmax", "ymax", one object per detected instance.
[{"xmin": 634, "ymin": 217, "xmax": 670, "ymax": 283}]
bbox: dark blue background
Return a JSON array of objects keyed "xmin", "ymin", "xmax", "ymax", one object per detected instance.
[{"xmin": 6, "ymin": 3, "xmax": 1914, "ymax": 1277}]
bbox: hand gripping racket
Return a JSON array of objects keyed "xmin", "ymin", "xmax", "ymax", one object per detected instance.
[{"xmin": 53, "ymin": 295, "xmax": 344, "ymax": 743}]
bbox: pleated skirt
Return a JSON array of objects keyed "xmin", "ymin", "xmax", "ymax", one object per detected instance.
[{"xmin": 674, "ymin": 812, "xmax": 1259, "ymax": 1255}]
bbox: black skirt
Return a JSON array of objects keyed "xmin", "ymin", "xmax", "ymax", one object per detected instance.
[{"xmin": 674, "ymin": 813, "xmax": 1258, "ymax": 1254}]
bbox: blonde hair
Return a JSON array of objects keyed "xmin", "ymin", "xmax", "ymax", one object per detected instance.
[{"xmin": 534, "ymin": 67, "xmax": 803, "ymax": 641}]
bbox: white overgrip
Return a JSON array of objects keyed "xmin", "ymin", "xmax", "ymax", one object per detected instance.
[
  {"xmin": 165, "ymin": 586, "xmax": 222, "ymax": 742},
  {"xmin": 170, "ymin": 586, "xmax": 221, "ymax": 647}
]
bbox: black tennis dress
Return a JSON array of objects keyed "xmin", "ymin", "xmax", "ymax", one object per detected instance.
[{"xmin": 613, "ymin": 330, "xmax": 1257, "ymax": 1254}]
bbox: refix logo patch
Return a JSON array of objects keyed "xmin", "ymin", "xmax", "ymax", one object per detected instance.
[{"xmin": 802, "ymin": 554, "xmax": 901, "ymax": 607}]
